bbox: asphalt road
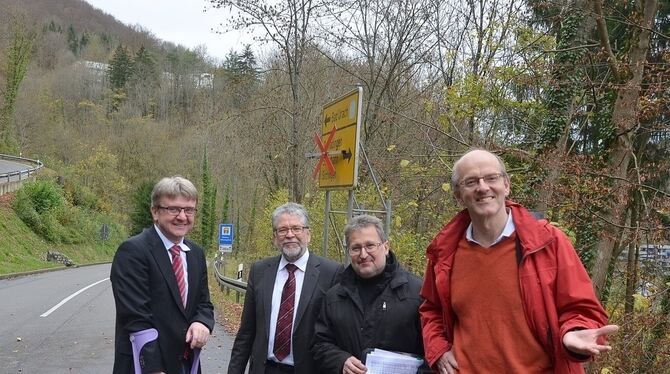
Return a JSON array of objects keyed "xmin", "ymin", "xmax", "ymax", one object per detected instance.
[
  {"xmin": 0, "ymin": 159, "xmax": 31, "ymax": 182},
  {"xmin": 0, "ymin": 264, "xmax": 235, "ymax": 373}
]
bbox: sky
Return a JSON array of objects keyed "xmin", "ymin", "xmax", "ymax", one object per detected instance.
[{"xmin": 83, "ymin": 0, "xmax": 253, "ymax": 62}]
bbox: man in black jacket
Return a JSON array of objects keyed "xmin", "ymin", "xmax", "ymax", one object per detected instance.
[
  {"xmin": 111, "ymin": 176, "xmax": 214, "ymax": 374},
  {"xmin": 312, "ymin": 214, "xmax": 427, "ymax": 374}
]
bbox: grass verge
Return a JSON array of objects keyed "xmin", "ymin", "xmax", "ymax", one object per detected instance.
[{"xmin": 0, "ymin": 193, "xmax": 117, "ymax": 274}]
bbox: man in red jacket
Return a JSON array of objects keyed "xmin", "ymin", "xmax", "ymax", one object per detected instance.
[{"xmin": 420, "ymin": 149, "xmax": 619, "ymax": 374}]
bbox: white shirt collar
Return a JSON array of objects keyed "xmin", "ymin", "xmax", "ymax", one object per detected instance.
[
  {"xmin": 465, "ymin": 209, "xmax": 515, "ymax": 247},
  {"xmin": 154, "ymin": 224, "xmax": 191, "ymax": 252},
  {"xmin": 278, "ymin": 249, "xmax": 310, "ymax": 273}
]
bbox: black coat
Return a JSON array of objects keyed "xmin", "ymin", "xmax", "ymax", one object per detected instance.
[
  {"xmin": 311, "ymin": 252, "xmax": 426, "ymax": 373},
  {"xmin": 228, "ymin": 252, "xmax": 342, "ymax": 374},
  {"xmin": 110, "ymin": 226, "xmax": 215, "ymax": 374}
]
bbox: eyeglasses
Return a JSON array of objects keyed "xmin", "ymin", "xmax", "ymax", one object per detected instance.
[
  {"xmin": 348, "ymin": 242, "xmax": 385, "ymax": 255},
  {"xmin": 458, "ymin": 173, "xmax": 505, "ymax": 189},
  {"xmin": 157, "ymin": 206, "xmax": 197, "ymax": 216},
  {"xmin": 274, "ymin": 226, "xmax": 309, "ymax": 236}
]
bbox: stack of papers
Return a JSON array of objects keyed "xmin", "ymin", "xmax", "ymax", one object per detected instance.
[{"xmin": 365, "ymin": 348, "xmax": 424, "ymax": 374}]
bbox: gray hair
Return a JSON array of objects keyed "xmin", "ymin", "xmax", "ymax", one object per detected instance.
[
  {"xmin": 450, "ymin": 149, "xmax": 508, "ymax": 191},
  {"xmin": 151, "ymin": 176, "xmax": 198, "ymax": 207},
  {"xmin": 271, "ymin": 202, "xmax": 309, "ymax": 229},
  {"xmin": 344, "ymin": 214, "xmax": 387, "ymax": 247}
]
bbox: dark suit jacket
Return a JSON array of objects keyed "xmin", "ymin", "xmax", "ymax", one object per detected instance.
[
  {"xmin": 110, "ymin": 226, "xmax": 215, "ymax": 374},
  {"xmin": 228, "ymin": 252, "xmax": 341, "ymax": 374}
]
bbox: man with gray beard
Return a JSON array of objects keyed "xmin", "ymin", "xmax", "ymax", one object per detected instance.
[{"xmin": 228, "ymin": 202, "xmax": 342, "ymax": 374}]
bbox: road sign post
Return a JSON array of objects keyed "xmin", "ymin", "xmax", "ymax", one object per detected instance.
[
  {"xmin": 218, "ymin": 224, "xmax": 234, "ymax": 253},
  {"xmin": 306, "ymin": 88, "xmax": 364, "ymax": 258}
]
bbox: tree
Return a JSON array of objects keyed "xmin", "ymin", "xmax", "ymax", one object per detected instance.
[
  {"xmin": 221, "ymin": 183, "xmax": 231, "ymax": 223},
  {"xmin": 200, "ymin": 150, "xmax": 217, "ymax": 251},
  {"xmin": 318, "ymin": 0, "xmax": 438, "ymax": 142},
  {"xmin": 210, "ymin": 0, "xmax": 325, "ymax": 202},
  {"xmin": 107, "ymin": 44, "xmax": 134, "ymax": 112},
  {"xmin": 107, "ymin": 44, "xmax": 133, "ymax": 91},
  {"xmin": 239, "ymin": 44, "xmax": 258, "ymax": 77},
  {"xmin": 128, "ymin": 45, "xmax": 160, "ymax": 117},
  {"xmin": 129, "ymin": 180, "xmax": 155, "ymax": 235},
  {"xmin": 588, "ymin": 0, "xmax": 661, "ymax": 296},
  {"xmin": 66, "ymin": 25, "xmax": 78, "ymax": 55},
  {"xmin": 0, "ymin": 16, "xmax": 34, "ymax": 152}
]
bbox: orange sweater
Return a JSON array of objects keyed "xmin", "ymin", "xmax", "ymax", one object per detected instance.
[{"xmin": 450, "ymin": 234, "xmax": 552, "ymax": 373}]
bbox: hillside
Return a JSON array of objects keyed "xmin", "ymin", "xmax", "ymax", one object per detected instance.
[
  {"xmin": 0, "ymin": 0, "xmax": 171, "ymax": 54},
  {"xmin": 0, "ymin": 0, "xmax": 128, "ymax": 37},
  {"xmin": 0, "ymin": 193, "xmax": 118, "ymax": 275}
]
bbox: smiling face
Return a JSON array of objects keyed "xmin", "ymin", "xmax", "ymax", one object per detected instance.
[
  {"xmin": 150, "ymin": 195, "xmax": 197, "ymax": 243},
  {"xmin": 348, "ymin": 225, "xmax": 389, "ymax": 279},
  {"xmin": 273, "ymin": 213, "xmax": 311, "ymax": 262},
  {"xmin": 453, "ymin": 150, "xmax": 510, "ymax": 223}
]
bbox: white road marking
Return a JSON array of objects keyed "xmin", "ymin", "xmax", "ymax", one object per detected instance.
[{"xmin": 40, "ymin": 278, "xmax": 110, "ymax": 317}]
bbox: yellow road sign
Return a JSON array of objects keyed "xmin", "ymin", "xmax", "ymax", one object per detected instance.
[{"xmin": 317, "ymin": 87, "xmax": 362, "ymax": 189}]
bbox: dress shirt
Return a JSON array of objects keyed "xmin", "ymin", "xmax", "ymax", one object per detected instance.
[
  {"xmin": 465, "ymin": 209, "xmax": 515, "ymax": 247},
  {"xmin": 267, "ymin": 250, "xmax": 310, "ymax": 365}
]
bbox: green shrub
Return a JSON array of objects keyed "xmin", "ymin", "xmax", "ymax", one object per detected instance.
[
  {"xmin": 53, "ymin": 205, "xmax": 87, "ymax": 244},
  {"xmin": 65, "ymin": 182, "xmax": 99, "ymax": 211},
  {"xmin": 17, "ymin": 180, "xmax": 64, "ymax": 214},
  {"xmin": 11, "ymin": 193, "xmax": 44, "ymax": 233},
  {"xmin": 40, "ymin": 209, "xmax": 65, "ymax": 242}
]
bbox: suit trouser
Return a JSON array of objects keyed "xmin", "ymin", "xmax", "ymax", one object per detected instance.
[{"xmin": 177, "ymin": 356, "xmax": 193, "ymax": 374}]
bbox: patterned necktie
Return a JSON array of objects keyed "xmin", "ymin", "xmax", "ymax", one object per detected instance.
[
  {"xmin": 273, "ymin": 263, "xmax": 298, "ymax": 361},
  {"xmin": 170, "ymin": 245, "xmax": 187, "ymax": 307}
]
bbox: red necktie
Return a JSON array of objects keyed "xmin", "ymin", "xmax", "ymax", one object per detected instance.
[
  {"xmin": 170, "ymin": 245, "xmax": 187, "ymax": 307},
  {"xmin": 273, "ymin": 264, "xmax": 298, "ymax": 361}
]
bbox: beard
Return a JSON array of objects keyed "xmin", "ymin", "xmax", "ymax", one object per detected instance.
[{"xmin": 280, "ymin": 243, "xmax": 307, "ymax": 262}]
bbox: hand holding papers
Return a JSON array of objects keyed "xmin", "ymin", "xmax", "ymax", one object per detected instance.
[{"xmin": 364, "ymin": 348, "xmax": 425, "ymax": 374}]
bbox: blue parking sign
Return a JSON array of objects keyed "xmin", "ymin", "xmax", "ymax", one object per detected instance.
[{"xmin": 219, "ymin": 224, "xmax": 234, "ymax": 252}]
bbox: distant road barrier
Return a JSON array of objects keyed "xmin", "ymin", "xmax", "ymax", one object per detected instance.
[
  {"xmin": 213, "ymin": 259, "xmax": 247, "ymax": 303},
  {"xmin": 0, "ymin": 154, "xmax": 43, "ymax": 196}
]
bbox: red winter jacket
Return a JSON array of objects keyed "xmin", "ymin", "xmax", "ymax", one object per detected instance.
[{"xmin": 419, "ymin": 201, "xmax": 609, "ymax": 374}]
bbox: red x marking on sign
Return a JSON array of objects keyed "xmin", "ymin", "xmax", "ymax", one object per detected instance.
[{"xmin": 312, "ymin": 126, "xmax": 337, "ymax": 178}]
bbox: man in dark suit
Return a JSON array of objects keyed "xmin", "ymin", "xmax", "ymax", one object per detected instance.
[
  {"xmin": 111, "ymin": 176, "xmax": 215, "ymax": 374},
  {"xmin": 228, "ymin": 202, "xmax": 341, "ymax": 374}
]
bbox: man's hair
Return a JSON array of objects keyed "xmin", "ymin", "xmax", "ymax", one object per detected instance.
[
  {"xmin": 271, "ymin": 202, "xmax": 309, "ymax": 229},
  {"xmin": 450, "ymin": 148, "xmax": 508, "ymax": 191},
  {"xmin": 344, "ymin": 214, "xmax": 388, "ymax": 247},
  {"xmin": 151, "ymin": 176, "xmax": 198, "ymax": 207}
]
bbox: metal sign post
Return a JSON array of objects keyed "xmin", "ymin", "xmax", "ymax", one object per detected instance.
[{"xmin": 309, "ymin": 87, "xmax": 392, "ymax": 262}]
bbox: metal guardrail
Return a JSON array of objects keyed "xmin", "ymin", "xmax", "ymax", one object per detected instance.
[
  {"xmin": 213, "ymin": 259, "xmax": 247, "ymax": 303},
  {"xmin": 0, "ymin": 153, "xmax": 43, "ymax": 183}
]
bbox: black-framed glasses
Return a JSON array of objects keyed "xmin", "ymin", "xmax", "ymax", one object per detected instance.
[
  {"xmin": 274, "ymin": 226, "xmax": 310, "ymax": 236},
  {"xmin": 157, "ymin": 206, "xmax": 197, "ymax": 216},
  {"xmin": 458, "ymin": 173, "xmax": 505, "ymax": 189},
  {"xmin": 348, "ymin": 242, "xmax": 385, "ymax": 255}
]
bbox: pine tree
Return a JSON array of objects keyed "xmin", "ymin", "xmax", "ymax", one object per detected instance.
[
  {"xmin": 235, "ymin": 206, "xmax": 241, "ymax": 256},
  {"xmin": 223, "ymin": 50, "xmax": 245, "ymax": 74},
  {"xmin": 107, "ymin": 44, "xmax": 133, "ymax": 90},
  {"xmin": 240, "ymin": 44, "xmax": 258, "ymax": 77},
  {"xmin": 221, "ymin": 183, "xmax": 231, "ymax": 223},
  {"xmin": 66, "ymin": 25, "xmax": 78, "ymax": 55},
  {"xmin": 79, "ymin": 33, "xmax": 90, "ymax": 54},
  {"xmin": 199, "ymin": 150, "xmax": 216, "ymax": 252},
  {"xmin": 129, "ymin": 181, "xmax": 155, "ymax": 235}
]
